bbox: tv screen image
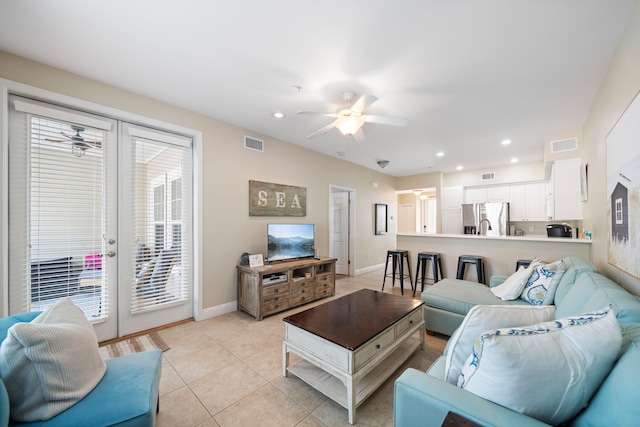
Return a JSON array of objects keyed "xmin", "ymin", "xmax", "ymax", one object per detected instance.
[{"xmin": 267, "ymin": 223, "xmax": 315, "ymax": 262}]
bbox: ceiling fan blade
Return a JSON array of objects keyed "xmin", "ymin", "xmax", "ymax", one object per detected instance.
[
  {"xmin": 44, "ymin": 138, "xmax": 65, "ymax": 143},
  {"xmin": 364, "ymin": 115, "xmax": 408, "ymax": 127},
  {"xmin": 351, "ymin": 94, "xmax": 378, "ymax": 114},
  {"xmin": 352, "ymin": 128, "xmax": 366, "ymax": 143},
  {"xmin": 297, "ymin": 111, "xmax": 338, "ymax": 118},
  {"xmin": 306, "ymin": 121, "xmax": 337, "ymax": 139},
  {"xmin": 83, "ymin": 140, "xmax": 103, "ymax": 149}
]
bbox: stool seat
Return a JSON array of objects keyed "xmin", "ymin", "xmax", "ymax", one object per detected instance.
[
  {"xmin": 414, "ymin": 252, "xmax": 442, "ymax": 297},
  {"xmin": 456, "ymin": 255, "xmax": 485, "ymax": 284},
  {"xmin": 382, "ymin": 250, "xmax": 413, "ymax": 295}
]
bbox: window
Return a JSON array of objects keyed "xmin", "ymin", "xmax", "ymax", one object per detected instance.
[{"xmin": 615, "ymin": 198, "xmax": 623, "ymax": 224}]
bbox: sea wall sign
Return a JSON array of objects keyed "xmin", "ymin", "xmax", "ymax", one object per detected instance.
[{"xmin": 249, "ymin": 180, "xmax": 307, "ymax": 216}]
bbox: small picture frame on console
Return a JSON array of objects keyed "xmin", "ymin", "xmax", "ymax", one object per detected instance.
[{"xmin": 249, "ymin": 254, "xmax": 264, "ymax": 268}]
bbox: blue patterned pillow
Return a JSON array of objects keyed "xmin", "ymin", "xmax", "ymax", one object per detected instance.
[
  {"xmin": 520, "ymin": 259, "xmax": 565, "ymax": 305},
  {"xmin": 457, "ymin": 306, "xmax": 621, "ymax": 425}
]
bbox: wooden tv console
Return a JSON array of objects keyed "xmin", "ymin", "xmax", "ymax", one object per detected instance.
[{"xmin": 236, "ymin": 257, "xmax": 336, "ymax": 320}]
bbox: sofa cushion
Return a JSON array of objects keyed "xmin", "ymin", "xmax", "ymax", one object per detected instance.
[
  {"xmin": 457, "ymin": 306, "xmax": 621, "ymax": 425},
  {"xmin": 444, "ymin": 304, "xmax": 555, "ymax": 384},
  {"xmin": 572, "ymin": 323, "xmax": 640, "ymax": 426},
  {"xmin": 490, "ymin": 261, "xmax": 541, "ymax": 301},
  {"xmin": 555, "ymin": 271, "xmax": 640, "ymax": 324},
  {"xmin": 520, "ymin": 259, "xmax": 565, "ymax": 306},
  {"xmin": 553, "ymin": 256, "xmax": 598, "ymax": 305},
  {"xmin": 422, "ymin": 279, "xmax": 528, "ymax": 316},
  {"xmin": 0, "ymin": 299, "xmax": 106, "ymax": 421}
]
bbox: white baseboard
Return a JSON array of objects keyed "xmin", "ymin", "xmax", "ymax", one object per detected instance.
[
  {"xmin": 355, "ymin": 263, "xmax": 385, "ymax": 276},
  {"xmin": 196, "ymin": 300, "xmax": 237, "ymax": 321}
]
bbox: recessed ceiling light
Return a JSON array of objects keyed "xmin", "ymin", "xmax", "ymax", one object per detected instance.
[
  {"xmin": 501, "ymin": 139, "xmax": 512, "ymax": 145},
  {"xmin": 435, "ymin": 151, "xmax": 445, "ymax": 157},
  {"xmin": 272, "ymin": 112, "xmax": 285, "ymax": 119},
  {"xmin": 511, "ymin": 157, "xmax": 519, "ymax": 163},
  {"xmin": 456, "ymin": 165, "xmax": 463, "ymax": 170}
]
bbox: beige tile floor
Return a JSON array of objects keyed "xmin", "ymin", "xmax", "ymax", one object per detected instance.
[{"xmin": 155, "ymin": 270, "xmax": 448, "ymax": 427}]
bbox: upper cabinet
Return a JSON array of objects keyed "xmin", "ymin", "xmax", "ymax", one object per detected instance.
[
  {"xmin": 442, "ymin": 186, "xmax": 463, "ymax": 234},
  {"xmin": 509, "ymin": 182, "xmax": 548, "ymax": 221},
  {"xmin": 464, "ymin": 185, "xmax": 510, "ymax": 204},
  {"xmin": 443, "ymin": 186, "xmax": 464, "ymax": 210},
  {"xmin": 550, "ymin": 158, "xmax": 583, "ymax": 220}
]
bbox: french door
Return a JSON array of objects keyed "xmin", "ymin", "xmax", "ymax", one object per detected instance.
[{"xmin": 7, "ymin": 96, "xmax": 193, "ymax": 341}]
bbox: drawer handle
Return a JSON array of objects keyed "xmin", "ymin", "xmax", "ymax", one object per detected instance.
[
  {"xmin": 376, "ymin": 344, "xmax": 381, "ymax": 349},
  {"xmin": 409, "ymin": 320, "xmax": 413, "ymax": 325},
  {"xmin": 274, "ymin": 296, "xmax": 278, "ymax": 301},
  {"xmin": 274, "ymin": 289, "xmax": 279, "ymax": 293},
  {"xmin": 301, "ymin": 289, "xmax": 305, "ymax": 293},
  {"xmin": 274, "ymin": 304, "xmax": 279, "ymax": 309}
]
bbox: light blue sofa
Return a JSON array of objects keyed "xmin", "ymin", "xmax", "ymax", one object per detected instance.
[
  {"xmin": 395, "ymin": 256, "xmax": 640, "ymax": 426},
  {"xmin": 0, "ymin": 312, "xmax": 162, "ymax": 427}
]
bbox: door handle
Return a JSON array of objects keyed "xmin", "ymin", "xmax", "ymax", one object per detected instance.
[{"xmin": 103, "ymin": 251, "xmax": 116, "ymax": 258}]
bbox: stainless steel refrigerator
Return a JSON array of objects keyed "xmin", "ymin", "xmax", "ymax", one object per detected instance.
[{"xmin": 461, "ymin": 202, "xmax": 510, "ymax": 236}]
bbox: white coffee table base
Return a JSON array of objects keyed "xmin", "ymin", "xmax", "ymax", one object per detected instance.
[{"xmin": 283, "ymin": 308, "xmax": 424, "ymax": 425}]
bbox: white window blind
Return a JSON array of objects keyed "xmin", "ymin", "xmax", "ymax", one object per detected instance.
[
  {"xmin": 127, "ymin": 129, "xmax": 192, "ymax": 313},
  {"xmin": 8, "ymin": 96, "xmax": 109, "ymax": 319}
]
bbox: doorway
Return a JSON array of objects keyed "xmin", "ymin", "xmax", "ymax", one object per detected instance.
[
  {"xmin": 6, "ymin": 96, "xmax": 194, "ymax": 341},
  {"xmin": 329, "ymin": 185, "xmax": 355, "ymax": 276}
]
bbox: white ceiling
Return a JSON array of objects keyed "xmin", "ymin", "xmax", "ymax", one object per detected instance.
[{"xmin": 0, "ymin": 0, "xmax": 637, "ymax": 177}]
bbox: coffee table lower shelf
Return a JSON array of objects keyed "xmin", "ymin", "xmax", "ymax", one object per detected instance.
[{"xmin": 285, "ymin": 333, "xmax": 422, "ymax": 423}]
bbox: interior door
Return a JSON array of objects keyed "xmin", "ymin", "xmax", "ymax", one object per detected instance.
[
  {"xmin": 397, "ymin": 204, "xmax": 415, "ymax": 233},
  {"xmin": 330, "ymin": 190, "xmax": 349, "ymax": 275}
]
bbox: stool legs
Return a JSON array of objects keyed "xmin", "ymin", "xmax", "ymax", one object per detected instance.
[
  {"xmin": 413, "ymin": 253, "xmax": 441, "ymax": 297},
  {"xmin": 382, "ymin": 251, "xmax": 413, "ymax": 295}
]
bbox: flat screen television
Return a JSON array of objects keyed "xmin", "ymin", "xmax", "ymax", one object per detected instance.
[{"xmin": 267, "ymin": 223, "xmax": 315, "ymax": 262}]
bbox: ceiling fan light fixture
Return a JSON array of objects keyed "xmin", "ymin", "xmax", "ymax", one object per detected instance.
[
  {"xmin": 71, "ymin": 142, "xmax": 86, "ymax": 157},
  {"xmin": 336, "ymin": 115, "xmax": 364, "ymax": 136}
]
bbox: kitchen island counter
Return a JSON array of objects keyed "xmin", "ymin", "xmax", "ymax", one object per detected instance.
[{"xmin": 396, "ymin": 233, "xmax": 591, "ymax": 284}]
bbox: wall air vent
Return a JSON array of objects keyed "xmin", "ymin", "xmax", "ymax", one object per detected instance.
[
  {"xmin": 550, "ymin": 137, "xmax": 578, "ymax": 153},
  {"xmin": 244, "ymin": 136, "xmax": 264, "ymax": 152},
  {"xmin": 481, "ymin": 172, "xmax": 495, "ymax": 181}
]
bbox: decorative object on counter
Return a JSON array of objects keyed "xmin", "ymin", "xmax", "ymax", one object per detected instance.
[
  {"xmin": 375, "ymin": 203, "xmax": 387, "ymax": 235},
  {"xmin": 248, "ymin": 180, "xmax": 306, "ymax": 217},
  {"xmin": 547, "ymin": 224, "xmax": 573, "ymax": 238},
  {"xmin": 382, "ymin": 249, "xmax": 413, "ymax": 295},
  {"xmin": 606, "ymin": 89, "xmax": 640, "ymax": 279},
  {"xmin": 514, "ymin": 228, "xmax": 524, "ymax": 236}
]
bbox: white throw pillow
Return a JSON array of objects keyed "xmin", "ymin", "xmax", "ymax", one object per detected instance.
[
  {"xmin": 490, "ymin": 260, "xmax": 542, "ymax": 301},
  {"xmin": 0, "ymin": 299, "xmax": 106, "ymax": 421},
  {"xmin": 444, "ymin": 304, "xmax": 555, "ymax": 384},
  {"xmin": 457, "ymin": 306, "xmax": 621, "ymax": 425},
  {"xmin": 520, "ymin": 259, "xmax": 566, "ymax": 305}
]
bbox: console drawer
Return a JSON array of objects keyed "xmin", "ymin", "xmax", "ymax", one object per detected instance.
[
  {"xmin": 354, "ymin": 327, "xmax": 395, "ymax": 370},
  {"xmin": 395, "ymin": 308, "xmax": 423, "ymax": 337},
  {"xmin": 261, "ymin": 298, "xmax": 290, "ymax": 316},
  {"xmin": 263, "ymin": 282, "xmax": 289, "ymax": 298},
  {"xmin": 291, "ymin": 279, "xmax": 314, "ymax": 292},
  {"xmin": 315, "ymin": 281, "xmax": 334, "ymax": 298}
]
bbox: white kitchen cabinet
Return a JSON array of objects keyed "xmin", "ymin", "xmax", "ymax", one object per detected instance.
[
  {"xmin": 443, "ymin": 186, "xmax": 464, "ymax": 209},
  {"xmin": 465, "ymin": 187, "xmax": 487, "ymax": 204},
  {"xmin": 551, "ymin": 158, "xmax": 583, "ymax": 220},
  {"xmin": 509, "ymin": 182, "xmax": 548, "ymax": 221},
  {"xmin": 442, "ymin": 186, "xmax": 463, "ymax": 234},
  {"xmin": 465, "ymin": 185, "xmax": 510, "ymax": 203},
  {"xmin": 442, "ymin": 208, "xmax": 462, "ymax": 234},
  {"xmin": 487, "ymin": 185, "xmax": 510, "ymax": 203}
]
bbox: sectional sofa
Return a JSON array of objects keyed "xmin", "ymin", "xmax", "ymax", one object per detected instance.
[{"xmin": 394, "ymin": 256, "xmax": 640, "ymax": 426}]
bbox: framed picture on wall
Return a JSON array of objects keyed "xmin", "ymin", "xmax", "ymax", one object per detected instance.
[{"xmin": 375, "ymin": 203, "xmax": 387, "ymax": 235}]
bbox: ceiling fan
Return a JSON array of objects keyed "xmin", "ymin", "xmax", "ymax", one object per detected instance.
[
  {"xmin": 297, "ymin": 91, "xmax": 407, "ymax": 143},
  {"xmin": 45, "ymin": 125, "xmax": 102, "ymax": 157}
]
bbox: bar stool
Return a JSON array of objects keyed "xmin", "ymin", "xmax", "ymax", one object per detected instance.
[
  {"xmin": 413, "ymin": 252, "xmax": 443, "ymax": 297},
  {"xmin": 456, "ymin": 255, "xmax": 485, "ymax": 284},
  {"xmin": 382, "ymin": 249, "xmax": 413, "ymax": 295}
]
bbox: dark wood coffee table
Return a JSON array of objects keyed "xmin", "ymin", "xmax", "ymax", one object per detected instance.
[{"xmin": 283, "ymin": 289, "xmax": 424, "ymax": 424}]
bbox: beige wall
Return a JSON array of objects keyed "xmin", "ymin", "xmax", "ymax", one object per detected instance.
[
  {"xmin": 580, "ymin": 3, "xmax": 640, "ymax": 295},
  {"xmin": 0, "ymin": 51, "xmax": 396, "ymax": 313},
  {"xmin": 443, "ymin": 161, "xmax": 546, "ymax": 187}
]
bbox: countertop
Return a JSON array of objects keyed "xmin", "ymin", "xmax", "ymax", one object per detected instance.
[{"xmin": 396, "ymin": 232, "xmax": 592, "ymax": 244}]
